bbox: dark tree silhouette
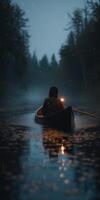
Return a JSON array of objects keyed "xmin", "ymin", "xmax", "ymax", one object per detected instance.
[
  {"xmin": 59, "ymin": 0, "xmax": 100, "ymax": 100},
  {"xmin": 0, "ymin": 0, "xmax": 29, "ymax": 99},
  {"xmin": 50, "ymin": 54, "xmax": 58, "ymax": 68}
]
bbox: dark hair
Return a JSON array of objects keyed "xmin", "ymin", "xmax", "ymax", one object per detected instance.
[{"xmin": 49, "ymin": 86, "xmax": 58, "ymax": 98}]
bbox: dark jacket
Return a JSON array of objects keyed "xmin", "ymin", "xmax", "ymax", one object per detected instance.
[{"xmin": 43, "ymin": 97, "xmax": 64, "ymax": 115}]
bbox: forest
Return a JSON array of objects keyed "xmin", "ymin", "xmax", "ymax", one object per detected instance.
[{"xmin": 0, "ymin": 0, "xmax": 100, "ymax": 107}]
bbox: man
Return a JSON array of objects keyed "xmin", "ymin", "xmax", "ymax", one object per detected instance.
[{"xmin": 43, "ymin": 86, "xmax": 64, "ymax": 115}]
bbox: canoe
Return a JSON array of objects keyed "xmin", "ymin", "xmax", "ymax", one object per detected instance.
[{"xmin": 35, "ymin": 106, "xmax": 75, "ymax": 132}]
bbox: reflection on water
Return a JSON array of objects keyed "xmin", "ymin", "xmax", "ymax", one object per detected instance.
[
  {"xmin": 42, "ymin": 126, "xmax": 100, "ymax": 200},
  {"xmin": 0, "ymin": 113, "xmax": 100, "ymax": 200},
  {"xmin": 0, "ymin": 123, "xmax": 30, "ymax": 200},
  {"xmin": 42, "ymin": 127, "xmax": 74, "ymax": 158}
]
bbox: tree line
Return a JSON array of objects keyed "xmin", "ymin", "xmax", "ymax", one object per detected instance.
[
  {"xmin": 0, "ymin": 0, "xmax": 29, "ymax": 98},
  {"xmin": 27, "ymin": 53, "xmax": 61, "ymax": 91},
  {"xmin": 0, "ymin": 0, "xmax": 60, "ymax": 102},
  {"xmin": 59, "ymin": 0, "xmax": 100, "ymax": 98}
]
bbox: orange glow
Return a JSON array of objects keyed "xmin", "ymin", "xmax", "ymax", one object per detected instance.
[
  {"xmin": 60, "ymin": 145, "xmax": 65, "ymax": 155},
  {"xmin": 60, "ymin": 98, "xmax": 64, "ymax": 102}
]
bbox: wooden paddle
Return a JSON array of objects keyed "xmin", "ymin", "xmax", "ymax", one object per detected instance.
[{"xmin": 73, "ymin": 108, "xmax": 100, "ymax": 120}]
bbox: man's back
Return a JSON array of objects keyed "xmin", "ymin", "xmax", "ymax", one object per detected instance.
[{"xmin": 43, "ymin": 97, "xmax": 64, "ymax": 115}]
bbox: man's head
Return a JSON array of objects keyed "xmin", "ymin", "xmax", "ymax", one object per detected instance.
[{"xmin": 49, "ymin": 86, "xmax": 58, "ymax": 98}]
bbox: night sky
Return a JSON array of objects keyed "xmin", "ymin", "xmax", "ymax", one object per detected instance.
[{"xmin": 13, "ymin": 0, "xmax": 85, "ymax": 60}]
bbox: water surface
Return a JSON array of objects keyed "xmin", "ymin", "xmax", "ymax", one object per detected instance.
[{"xmin": 0, "ymin": 113, "xmax": 100, "ymax": 200}]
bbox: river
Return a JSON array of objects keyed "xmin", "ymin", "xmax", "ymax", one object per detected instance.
[{"xmin": 0, "ymin": 112, "xmax": 100, "ymax": 200}]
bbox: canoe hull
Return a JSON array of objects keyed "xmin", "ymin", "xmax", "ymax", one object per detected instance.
[{"xmin": 35, "ymin": 106, "xmax": 74, "ymax": 132}]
